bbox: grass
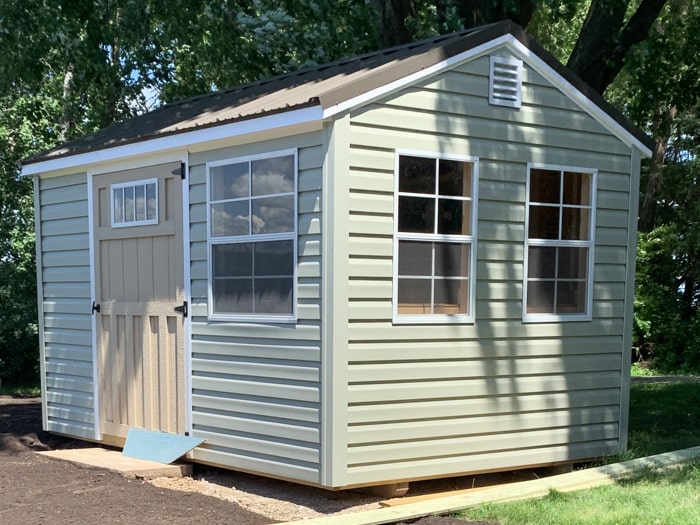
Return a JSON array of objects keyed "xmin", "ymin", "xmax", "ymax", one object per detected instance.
[{"xmin": 458, "ymin": 381, "xmax": 700, "ymax": 525}]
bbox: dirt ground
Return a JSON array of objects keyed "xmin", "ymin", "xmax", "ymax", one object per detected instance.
[{"xmin": 0, "ymin": 396, "xmax": 498, "ymax": 525}]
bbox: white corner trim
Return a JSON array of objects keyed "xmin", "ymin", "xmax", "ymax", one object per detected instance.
[{"xmin": 21, "ymin": 106, "xmax": 324, "ymax": 177}]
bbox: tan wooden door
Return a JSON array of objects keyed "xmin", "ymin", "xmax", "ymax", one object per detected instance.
[{"xmin": 93, "ymin": 162, "xmax": 186, "ymax": 439}]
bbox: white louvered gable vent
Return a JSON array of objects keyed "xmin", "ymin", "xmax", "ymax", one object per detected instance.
[{"xmin": 489, "ymin": 56, "xmax": 523, "ymax": 108}]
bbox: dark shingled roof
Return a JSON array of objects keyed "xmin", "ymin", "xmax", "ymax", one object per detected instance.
[{"xmin": 21, "ymin": 20, "xmax": 652, "ymax": 166}]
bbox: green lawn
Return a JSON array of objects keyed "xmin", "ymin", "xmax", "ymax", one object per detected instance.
[{"xmin": 458, "ymin": 381, "xmax": 700, "ymax": 525}]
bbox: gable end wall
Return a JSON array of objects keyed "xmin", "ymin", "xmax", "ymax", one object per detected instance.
[{"xmin": 343, "ymin": 51, "xmax": 634, "ymax": 486}]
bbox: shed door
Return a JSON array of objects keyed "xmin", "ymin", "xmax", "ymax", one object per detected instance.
[{"xmin": 93, "ymin": 162, "xmax": 186, "ymax": 439}]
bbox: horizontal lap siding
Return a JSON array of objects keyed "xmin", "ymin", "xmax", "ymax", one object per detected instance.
[
  {"xmin": 188, "ymin": 133, "xmax": 323, "ymax": 484},
  {"xmin": 344, "ymin": 52, "xmax": 632, "ymax": 485},
  {"xmin": 38, "ymin": 173, "xmax": 95, "ymax": 439}
]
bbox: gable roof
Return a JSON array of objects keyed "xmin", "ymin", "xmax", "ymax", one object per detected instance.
[{"xmin": 21, "ymin": 20, "xmax": 652, "ymax": 174}]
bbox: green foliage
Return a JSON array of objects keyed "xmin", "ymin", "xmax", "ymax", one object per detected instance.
[
  {"xmin": 0, "ymin": 92, "xmax": 64, "ymax": 386},
  {"xmin": 460, "ymin": 382, "xmax": 700, "ymax": 525},
  {"xmin": 634, "ymin": 159, "xmax": 700, "ymax": 373}
]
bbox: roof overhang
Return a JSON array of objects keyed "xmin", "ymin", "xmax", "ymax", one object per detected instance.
[{"xmin": 20, "ymin": 105, "xmax": 324, "ymax": 176}]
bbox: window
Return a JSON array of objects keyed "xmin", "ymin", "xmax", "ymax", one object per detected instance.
[
  {"xmin": 111, "ymin": 178, "xmax": 158, "ymax": 227},
  {"xmin": 393, "ymin": 153, "xmax": 478, "ymax": 323},
  {"xmin": 207, "ymin": 151, "xmax": 297, "ymax": 321},
  {"xmin": 524, "ymin": 164, "xmax": 596, "ymax": 321}
]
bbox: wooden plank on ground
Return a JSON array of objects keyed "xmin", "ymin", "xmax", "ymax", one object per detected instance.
[{"xmin": 279, "ymin": 447, "xmax": 700, "ymax": 525}]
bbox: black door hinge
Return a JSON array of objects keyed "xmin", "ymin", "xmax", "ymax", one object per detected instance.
[
  {"xmin": 174, "ymin": 300, "xmax": 188, "ymax": 317},
  {"xmin": 91, "ymin": 301, "xmax": 100, "ymax": 314},
  {"xmin": 171, "ymin": 162, "xmax": 187, "ymax": 180}
]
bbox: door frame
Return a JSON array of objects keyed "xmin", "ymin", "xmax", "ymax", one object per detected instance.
[{"xmin": 87, "ymin": 151, "xmax": 191, "ymax": 441}]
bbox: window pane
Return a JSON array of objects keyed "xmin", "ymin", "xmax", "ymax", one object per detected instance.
[
  {"xmin": 528, "ymin": 205, "xmax": 559, "ymax": 239},
  {"xmin": 399, "ymin": 156, "xmax": 435, "ymax": 194},
  {"xmin": 558, "ymin": 247, "xmax": 588, "ymax": 279},
  {"xmin": 398, "ymin": 196, "xmax": 435, "ymax": 233},
  {"xmin": 254, "ymin": 277, "xmax": 293, "ymax": 314},
  {"xmin": 397, "ymin": 278, "xmax": 432, "ymax": 314},
  {"xmin": 124, "ymin": 186, "xmax": 135, "ymax": 222},
  {"xmin": 434, "ymin": 279, "xmax": 468, "ymax": 314},
  {"xmin": 212, "ymin": 243, "xmax": 252, "ymax": 277},
  {"xmin": 439, "ymin": 160, "xmax": 471, "ymax": 197},
  {"xmin": 563, "ymin": 172, "xmax": 591, "ymax": 206},
  {"xmin": 438, "ymin": 199, "xmax": 471, "ymax": 235},
  {"xmin": 398, "ymin": 241, "xmax": 432, "ymax": 276},
  {"xmin": 113, "ymin": 188, "xmax": 124, "ymax": 223},
  {"xmin": 556, "ymin": 280, "xmax": 586, "ymax": 313},
  {"xmin": 528, "ymin": 246, "xmax": 556, "ymax": 278},
  {"xmin": 562, "ymin": 208, "xmax": 590, "ymax": 240},
  {"xmin": 211, "ymin": 201, "xmax": 250, "ymax": 237},
  {"xmin": 251, "ymin": 195, "xmax": 294, "ymax": 234},
  {"xmin": 211, "ymin": 162, "xmax": 249, "ymax": 200},
  {"xmin": 530, "ymin": 169, "xmax": 560, "ymax": 203},
  {"xmin": 434, "ymin": 242, "xmax": 469, "ymax": 277},
  {"xmin": 252, "ymin": 155, "xmax": 294, "ymax": 196},
  {"xmin": 135, "ymin": 184, "xmax": 146, "ymax": 221},
  {"xmin": 146, "ymin": 183, "xmax": 157, "ymax": 221},
  {"xmin": 214, "ymin": 278, "xmax": 252, "ymax": 313},
  {"xmin": 526, "ymin": 280, "xmax": 555, "ymax": 313},
  {"xmin": 254, "ymin": 240, "xmax": 294, "ymax": 276}
]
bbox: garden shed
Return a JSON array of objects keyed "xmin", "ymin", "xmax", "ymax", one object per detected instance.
[{"xmin": 22, "ymin": 20, "xmax": 653, "ymax": 491}]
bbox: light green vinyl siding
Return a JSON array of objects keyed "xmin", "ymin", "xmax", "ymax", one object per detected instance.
[
  {"xmin": 188, "ymin": 132, "xmax": 323, "ymax": 483},
  {"xmin": 38, "ymin": 173, "xmax": 95, "ymax": 439},
  {"xmin": 343, "ymin": 50, "xmax": 634, "ymax": 485}
]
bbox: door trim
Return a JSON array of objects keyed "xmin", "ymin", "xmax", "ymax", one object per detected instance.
[{"xmin": 87, "ymin": 152, "xmax": 191, "ymax": 441}]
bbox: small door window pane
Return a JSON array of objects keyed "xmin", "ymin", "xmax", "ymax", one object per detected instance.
[{"xmin": 111, "ymin": 178, "xmax": 159, "ymax": 227}]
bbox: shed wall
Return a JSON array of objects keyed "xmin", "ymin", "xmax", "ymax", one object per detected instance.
[
  {"xmin": 187, "ymin": 132, "xmax": 324, "ymax": 483},
  {"xmin": 343, "ymin": 51, "xmax": 633, "ymax": 485},
  {"xmin": 36, "ymin": 173, "xmax": 96, "ymax": 438}
]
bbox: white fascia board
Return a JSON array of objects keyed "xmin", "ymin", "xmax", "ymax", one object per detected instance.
[
  {"xmin": 321, "ymin": 35, "xmax": 512, "ymax": 119},
  {"xmin": 506, "ymin": 38, "xmax": 652, "ymax": 158},
  {"xmin": 21, "ymin": 105, "xmax": 324, "ymax": 176},
  {"xmin": 322, "ymin": 35, "xmax": 651, "ymax": 159}
]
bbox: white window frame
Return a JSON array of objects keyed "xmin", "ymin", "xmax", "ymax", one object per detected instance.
[
  {"xmin": 523, "ymin": 163, "xmax": 597, "ymax": 323},
  {"xmin": 110, "ymin": 177, "xmax": 159, "ymax": 227},
  {"xmin": 206, "ymin": 149, "xmax": 298, "ymax": 323},
  {"xmin": 392, "ymin": 150, "xmax": 479, "ymax": 325}
]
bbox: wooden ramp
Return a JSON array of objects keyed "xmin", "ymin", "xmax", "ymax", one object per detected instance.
[
  {"xmin": 281, "ymin": 447, "xmax": 700, "ymax": 525},
  {"xmin": 38, "ymin": 447, "xmax": 192, "ymax": 479}
]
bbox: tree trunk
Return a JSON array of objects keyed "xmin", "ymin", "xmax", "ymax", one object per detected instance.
[
  {"xmin": 456, "ymin": 0, "xmax": 535, "ymax": 29},
  {"xmin": 59, "ymin": 64, "xmax": 75, "ymax": 142},
  {"xmin": 567, "ymin": 0, "xmax": 668, "ymax": 94},
  {"xmin": 369, "ymin": 0, "xmax": 416, "ymax": 47},
  {"xmin": 638, "ymin": 104, "xmax": 676, "ymax": 232}
]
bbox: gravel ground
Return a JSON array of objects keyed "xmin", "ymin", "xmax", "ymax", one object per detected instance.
[{"xmin": 1, "ymin": 396, "xmax": 498, "ymax": 524}]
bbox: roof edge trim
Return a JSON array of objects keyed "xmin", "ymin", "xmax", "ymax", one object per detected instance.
[
  {"xmin": 321, "ymin": 35, "xmax": 511, "ymax": 119},
  {"xmin": 21, "ymin": 105, "xmax": 324, "ymax": 176},
  {"xmin": 507, "ymin": 38, "xmax": 653, "ymax": 158}
]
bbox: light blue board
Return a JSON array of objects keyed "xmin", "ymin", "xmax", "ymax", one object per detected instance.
[{"xmin": 122, "ymin": 428, "xmax": 205, "ymax": 464}]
